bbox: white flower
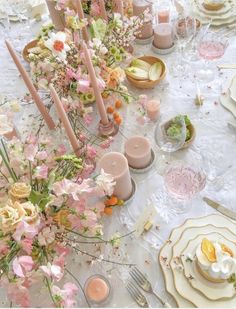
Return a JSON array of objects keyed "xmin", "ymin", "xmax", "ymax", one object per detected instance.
[
  {"xmin": 0, "ymin": 114, "xmax": 13, "ymax": 136},
  {"xmin": 96, "ymin": 169, "xmax": 116, "ymax": 196},
  {"xmin": 44, "ymin": 31, "xmax": 70, "ymax": 61}
]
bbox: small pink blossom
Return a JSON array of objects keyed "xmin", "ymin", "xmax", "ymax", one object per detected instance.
[
  {"xmin": 52, "ymin": 282, "xmax": 79, "ymax": 307},
  {"xmin": 21, "ymin": 238, "xmax": 33, "ymax": 255},
  {"xmin": 24, "ymin": 144, "xmax": 38, "ymax": 162},
  {"xmin": 7, "ymin": 282, "xmax": 30, "ymax": 307},
  {"xmin": 26, "ymin": 134, "xmax": 37, "ymax": 144},
  {"xmin": 68, "ymin": 214, "xmax": 83, "ymax": 229},
  {"xmin": 40, "ymin": 263, "xmax": 63, "ymax": 281},
  {"xmin": 52, "ymin": 179, "xmax": 93, "ymax": 200},
  {"xmin": 34, "ymin": 164, "xmax": 49, "ymax": 179},
  {"xmin": 81, "ymin": 210, "xmax": 97, "ymax": 228},
  {"xmin": 36, "ymin": 151, "xmax": 48, "ymax": 161},
  {"xmin": 83, "ymin": 114, "xmax": 93, "ymax": 126},
  {"xmin": 56, "ymin": 144, "xmax": 67, "ymax": 156},
  {"xmin": 96, "ymin": 169, "xmax": 115, "ymax": 196},
  {"xmin": 38, "ymin": 226, "xmax": 56, "ymax": 246},
  {"xmin": 77, "ymin": 79, "xmax": 90, "ymax": 93},
  {"xmin": 90, "ymin": 2, "xmax": 101, "ymax": 16},
  {"xmin": 13, "ymin": 221, "xmax": 39, "ymax": 242},
  {"xmin": 0, "ymin": 240, "xmax": 9, "ymax": 257},
  {"xmin": 86, "ymin": 145, "xmax": 97, "ymax": 159},
  {"xmin": 100, "ymin": 137, "xmax": 114, "ymax": 149},
  {"xmin": 13, "ymin": 256, "xmax": 34, "ymax": 278}
]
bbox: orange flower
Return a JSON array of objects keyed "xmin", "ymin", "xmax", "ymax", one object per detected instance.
[
  {"xmin": 105, "ymin": 196, "xmax": 118, "ymax": 206},
  {"xmin": 107, "ymin": 106, "xmax": 114, "ymax": 114},
  {"xmin": 104, "ymin": 207, "xmax": 113, "ymax": 215},
  {"xmin": 115, "ymin": 100, "xmax": 122, "ymax": 109},
  {"xmin": 115, "ymin": 117, "xmax": 122, "ymax": 125},
  {"xmin": 53, "ymin": 209, "xmax": 71, "ymax": 228},
  {"xmin": 106, "ymin": 68, "xmax": 125, "ymax": 89},
  {"xmin": 113, "ymin": 112, "xmax": 120, "ymax": 119}
]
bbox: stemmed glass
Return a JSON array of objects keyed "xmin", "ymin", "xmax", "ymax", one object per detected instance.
[
  {"xmin": 171, "ymin": 16, "xmax": 196, "ymax": 76},
  {"xmin": 196, "ymin": 30, "xmax": 228, "ymax": 82}
]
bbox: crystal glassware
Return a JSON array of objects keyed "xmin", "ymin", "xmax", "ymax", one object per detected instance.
[{"xmin": 196, "ymin": 30, "xmax": 228, "ymax": 82}]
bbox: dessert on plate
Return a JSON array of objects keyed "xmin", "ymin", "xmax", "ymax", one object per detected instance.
[
  {"xmin": 196, "ymin": 238, "xmax": 236, "ymax": 283},
  {"xmin": 203, "ymin": 0, "xmax": 225, "ymax": 11}
]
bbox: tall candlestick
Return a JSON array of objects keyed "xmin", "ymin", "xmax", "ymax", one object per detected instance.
[
  {"xmin": 98, "ymin": 152, "xmax": 133, "ymax": 200},
  {"xmin": 5, "ymin": 40, "xmax": 55, "ymax": 130},
  {"xmin": 49, "ymin": 84, "xmax": 80, "ymax": 155},
  {"xmin": 74, "ymin": 0, "xmax": 89, "ymax": 42},
  {"xmin": 113, "ymin": 0, "xmax": 124, "ymax": 17},
  {"xmin": 46, "ymin": 0, "xmax": 65, "ymax": 31},
  {"xmin": 82, "ymin": 42, "xmax": 109, "ymax": 125},
  {"xmin": 99, "ymin": 0, "xmax": 108, "ymax": 22}
]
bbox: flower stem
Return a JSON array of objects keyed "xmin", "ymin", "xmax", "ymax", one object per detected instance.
[
  {"xmin": 45, "ymin": 277, "xmax": 57, "ymax": 307},
  {"xmin": 65, "ymin": 268, "xmax": 90, "ymax": 308}
]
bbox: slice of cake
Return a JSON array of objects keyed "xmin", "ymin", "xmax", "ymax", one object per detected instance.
[
  {"xmin": 203, "ymin": 0, "xmax": 225, "ymax": 11},
  {"xmin": 196, "ymin": 238, "xmax": 236, "ymax": 283}
]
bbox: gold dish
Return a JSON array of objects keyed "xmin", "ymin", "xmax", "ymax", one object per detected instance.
[
  {"xmin": 22, "ymin": 39, "xmax": 38, "ymax": 63},
  {"xmin": 125, "ymin": 56, "xmax": 166, "ymax": 89}
]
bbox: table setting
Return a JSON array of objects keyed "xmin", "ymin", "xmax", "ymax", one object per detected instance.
[{"xmin": 0, "ymin": 0, "xmax": 236, "ymax": 307}]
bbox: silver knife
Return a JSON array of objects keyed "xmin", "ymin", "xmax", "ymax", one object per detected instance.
[{"xmin": 203, "ymin": 197, "xmax": 236, "ymax": 220}]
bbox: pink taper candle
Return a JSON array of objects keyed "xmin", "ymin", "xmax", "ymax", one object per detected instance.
[
  {"xmin": 99, "ymin": 0, "xmax": 108, "ymax": 22},
  {"xmin": 113, "ymin": 0, "xmax": 124, "ymax": 17},
  {"xmin": 49, "ymin": 84, "xmax": 80, "ymax": 155},
  {"xmin": 5, "ymin": 40, "xmax": 55, "ymax": 130},
  {"xmin": 82, "ymin": 42, "xmax": 109, "ymax": 125},
  {"xmin": 74, "ymin": 0, "xmax": 89, "ymax": 42}
]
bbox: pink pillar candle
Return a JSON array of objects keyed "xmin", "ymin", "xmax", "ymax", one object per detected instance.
[
  {"xmin": 5, "ymin": 40, "xmax": 55, "ymax": 130},
  {"xmin": 82, "ymin": 42, "xmax": 109, "ymax": 125},
  {"xmin": 46, "ymin": 0, "xmax": 65, "ymax": 31},
  {"xmin": 133, "ymin": 0, "xmax": 153, "ymax": 40},
  {"xmin": 74, "ymin": 0, "xmax": 89, "ymax": 42},
  {"xmin": 153, "ymin": 23, "xmax": 173, "ymax": 49},
  {"xmin": 98, "ymin": 152, "xmax": 132, "ymax": 200},
  {"xmin": 50, "ymin": 84, "xmax": 80, "ymax": 156},
  {"xmin": 158, "ymin": 9, "xmax": 170, "ymax": 23},
  {"xmin": 113, "ymin": 0, "xmax": 124, "ymax": 17},
  {"xmin": 146, "ymin": 99, "xmax": 161, "ymax": 121},
  {"xmin": 99, "ymin": 0, "xmax": 108, "ymax": 22},
  {"xmin": 85, "ymin": 275, "xmax": 110, "ymax": 304},
  {"xmin": 124, "ymin": 136, "xmax": 152, "ymax": 169}
]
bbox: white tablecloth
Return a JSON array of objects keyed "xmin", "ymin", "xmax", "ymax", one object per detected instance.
[{"xmin": 1, "ymin": 6, "xmax": 236, "ymax": 308}]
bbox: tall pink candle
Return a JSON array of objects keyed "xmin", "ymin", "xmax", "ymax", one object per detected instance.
[
  {"xmin": 5, "ymin": 40, "xmax": 55, "ymax": 130},
  {"xmin": 124, "ymin": 136, "xmax": 152, "ymax": 169},
  {"xmin": 74, "ymin": 0, "xmax": 89, "ymax": 42},
  {"xmin": 99, "ymin": 0, "xmax": 108, "ymax": 22},
  {"xmin": 49, "ymin": 84, "xmax": 80, "ymax": 155},
  {"xmin": 82, "ymin": 42, "xmax": 109, "ymax": 125},
  {"xmin": 113, "ymin": 0, "xmax": 124, "ymax": 17},
  {"xmin": 146, "ymin": 99, "xmax": 161, "ymax": 121},
  {"xmin": 98, "ymin": 152, "xmax": 133, "ymax": 200},
  {"xmin": 46, "ymin": 0, "xmax": 65, "ymax": 31}
]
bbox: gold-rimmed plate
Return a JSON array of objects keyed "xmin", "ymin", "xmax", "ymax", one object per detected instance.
[
  {"xmin": 181, "ymin": 232, "xmax": 236, "ymax": 301},
  {"xmin": 159, "ymin": 214, "xmax": 236, "ymax": 307},
  {"xmin": 171, "ymin": 224, "xmax": 236, "ymax": 307}
]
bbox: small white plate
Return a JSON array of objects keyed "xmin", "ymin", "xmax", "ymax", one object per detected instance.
[
  {"xmin": 220, "ymin": 91, "xmax": 236, "ymax": 117},
  {"xmin": 151, "ymin": 42, "xmax": 175, "ymax": 55}
]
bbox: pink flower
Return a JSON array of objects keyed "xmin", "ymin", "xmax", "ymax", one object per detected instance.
[
  {"xmin": 56, "ymin": 144, "xmax": 67, "ymax": 156},
  {"xmin": 90, "ymin": 1, "xmax": 101, "ymax": 16},
  {"xmin": 54, "ymin": 243, "xmax": 71, "ymax": 256},
  {"xmin": 13, "ymin": 256, "xmax": 34, "ymax": 278},
  {"xmin": 100, "ymin": 137, "xmax": 114, "ymax": 149},
  {"xmin": 66, "ymin": 67, "xmax": 75, "ymax": 79},
  {"xmin": 20, "ymin": 238, "xmax": 33, "ymax": 255},
  {"xmin": 52, "ymin": 179, "xmax": 93, "ymax": 200},
  {"xmin": 81, "ymin": 210, "xmax": 97, "ymax": 228},
  {"xmin": 36, "ymin": 151, "xmax": 48, "ymax": 161},
  {"xmin": 77, "ymin": 79, "xmax": 90, "ymax": 93},
  {"xmin": 83, "ymin": 114, "xmax": 93, "ymax": 126},
  {"xmin": 38, "ymin": 226, "xmax": 56, "ymax": 246},
  {"xmin": 86, "ymin": 145, "xmax": 97, "ymax": 159},
  {"xmin": 34, "ymin": 164, "xmax": 48, "ymax": 179},
  {"xmin": 7, "ymin": 282, "xmax": 30, "ymax": 307},
  {"xmin": 68, "ymin": 214, "xmax": 83, "ymax": 229},
  {"xmin": 26, "ymin": 134, "xmax": 37, "ymax": 144},
  {"xmin": 0, "ymin": 240, "xmax": 9, "ymax": 257},
  {"xmin": 24, "ymin": 144, "xmax": 38, "ymax": 161},
  {"xmin": 52, "ymin": 282, "xmax": 78, "ymax": 307},
  {"xmin": 96, "ymin": 169, "xmax": 115, "ymax": 196},
  {"xmin": 13, "ymin": 221, "xmax": 39, "ymax": 242},
  {"xmin": 40, "ymin": 263, "xmax": 63, "ymax": 281}
]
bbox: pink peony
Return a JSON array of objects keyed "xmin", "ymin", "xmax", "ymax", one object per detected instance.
[{"xmin": 13, "ymin": 256, "xmax": 34, "ymax": 278}]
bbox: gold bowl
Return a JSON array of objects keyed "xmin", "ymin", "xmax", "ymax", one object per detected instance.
[
  {"xmin": 22, "ymin": 39, "xmax": 39, "ymax": 63},
  {"xmin": 182, "ymin": 123, "xmax": 196, "ymax": 149},
  {"xmin": 125, "ymin": 56, "xmax": 166, "ymax": 89}
]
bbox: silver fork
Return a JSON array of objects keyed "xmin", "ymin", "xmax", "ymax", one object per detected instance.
[
  {"xmin": 126, "ymin": 281, "xmax": 149, "ymax": 308},
  {"xmin": 130, "ymin": 267, "xmax": 172, "ymax": 308}
]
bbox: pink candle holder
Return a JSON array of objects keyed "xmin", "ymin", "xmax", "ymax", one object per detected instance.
[{"xmin": 98, "ymin": 119, "xmax": 119, "ymax": 137}]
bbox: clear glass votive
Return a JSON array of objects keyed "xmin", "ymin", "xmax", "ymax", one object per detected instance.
[
  {"xmin": 84, "ymin": 274, "xmax": 111, "ymax": 307},
  {"xmin": 155, "ymin": 0, "xmax": 170, "ymax": 24}
]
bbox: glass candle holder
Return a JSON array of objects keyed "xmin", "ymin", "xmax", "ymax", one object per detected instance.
[
  {"xmin": 84, "ymin": 275, "xmax": 111, "ymax": 306},
  {"xmin": 155, "ymin": 0, "xmax": 170, "ymax": 24}
]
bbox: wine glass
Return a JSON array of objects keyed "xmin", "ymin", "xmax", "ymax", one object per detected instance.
[
  {"xmin": 171, "ymin": 16, "xmax": 196, "ymax": 76},
  {"xmin": 154, "ymin": 114, "xmax": 186, "ymax": 173},
  {"xmin": 163, "ymin": 160, "xmax": 206, "ymax": 213},
  {"xmin": 196, "ymin": 30, "xmax": 228, "ymax": 82}
]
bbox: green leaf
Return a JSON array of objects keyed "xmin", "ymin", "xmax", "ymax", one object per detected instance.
[
  {"xmin": 29, "ymin": 190, "xmax": 51, "ymax": 211},
  {"xmin": 89, "ymin": 19, "xmax": 107, "ymax": 40}
]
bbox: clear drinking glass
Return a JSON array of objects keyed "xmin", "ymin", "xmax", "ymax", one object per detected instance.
[{"xmin": 196, "ymin": 30, "xmax": 228, "ymax": 82}]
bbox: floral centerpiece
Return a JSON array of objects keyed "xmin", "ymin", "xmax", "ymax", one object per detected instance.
[{"xmin": 0, "ymin": 134, "xmax": 126, "ymax": 307}]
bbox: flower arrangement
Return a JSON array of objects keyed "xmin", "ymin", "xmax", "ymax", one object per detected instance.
[{"xmin": 0, "ymin": 134, "xmax": 130, "ymax": 307}]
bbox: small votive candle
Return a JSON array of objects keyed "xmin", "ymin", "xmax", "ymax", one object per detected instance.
[
  {"xmin": 125, "ymin": 136, "xmax": 152, "ymax": 169},
  {"xmin": 84, "ymin": 275, "xmax": 111, "ymax": 306},
  {"xmin": 98, "ymin": 152, "xmax": 133, "ymax": 200},
  {"xmin": 153, "ymin": 23, "xmax": 173, "ymax": 49},
  {"xmin": 157, "ymin": 9, "xmax": 170, "ymax": 23},
  {"xmin": 146, "ymin": 99, "xmax": 161, "ymax": 121}
]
